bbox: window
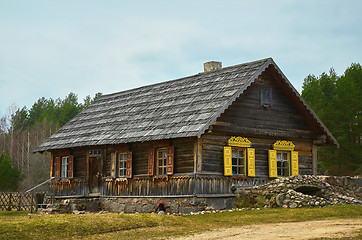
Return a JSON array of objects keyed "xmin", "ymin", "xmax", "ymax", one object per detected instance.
[
  {"xmin": 61, "ymin": 156, "xmax": 68, "ymax": 178},
  {"xmin": 110, "ymin": 152, "xmax": 132, "ymax": 178},
  {"xmin": 224, "ymin": 146, "xmax": 255, "ymax": 177},
  {"xmin": 277, "ymin": 151, "xmax": 290, "ymax": 177},
  {"xmin": 54, "ymin": 155, "xmax": 73, "ymax": 178},
  {"xmin": 89, "ymin": 149, "xmax": 102, "ymax": 156},
  {"xmin": 232, "ymin": 148, "xmax": 245, "ymax": 175},
  {"xmin": 148, "ymin": 147, "xmax": 174, "ymax": 176},
  {"xmin": 261, "ymin": 88, "xmax": 271, "ymax": 107},
  {"xmin": 269, "ymin": 141, "xmax": 299, "ymax": 178},
  {"xmin": 119, "ymin": 153, "xmax": 127, "ymax": 177},
  {"xmin": 157, "ymin": 148, "xmax": 167, "ymax": 175}
]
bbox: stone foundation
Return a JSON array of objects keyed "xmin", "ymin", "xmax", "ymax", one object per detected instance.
[
  {"xmin": 100, "ymin": 196, "xmax": 234, "ymax": 214},
  {"xmin": 38, "ymin": 175, "xmax": 361, "ymax": 214},
  {"xmin": 39, "ymin": 195, "xmax": 234, "ymax": 214},
  {"xmin": 233, "ymin": 175, "xmax": 362, "ymax": 209}
]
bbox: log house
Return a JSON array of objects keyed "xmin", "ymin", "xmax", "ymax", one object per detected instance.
[{"xmin": 35, "ymin": 58, "xmax": 338, "ymax": 211}]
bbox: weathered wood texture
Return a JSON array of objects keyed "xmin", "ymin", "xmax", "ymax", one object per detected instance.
[
  {"xmin": 0, "ymin": 192, "xmax": 39, "ymax": 211},
  {"xmin": 35, "ymin": 59, "xmax": 273, "ymax": 152},
  {"xmin": 213, "ymin": 76, "xmax": 316, "ymax": 139},
  {"xmin": 201, "ymin": 133, "xmax": 313, "ymax": 177},
  {"xmin": 51, "ymin": 148, "xmax": 87, "ymax": 178},
  {"xmin": 49, "ymin": 174, "xmax": 268, "ymax": 197},
  {"xmin": 102, "ymin": 175, "xmax": 267, "ymax": 196},
  {"xmin": 72, "ymin": 148, "xmax": 87, "ymax": 178},
  {"xmin": 200, "ymin": 74, "xmax": 315, "ymax": 176},
  {"xmin": 103, "ymin": 138, "xmax": 195, "ymax": 177},
  {"xmin": 173, "ymin": 138, "xmax": 195, "ymax": 173},
  {"xmin": 50, "ymin": 179, "xmax": 88, "ymax": 196}
]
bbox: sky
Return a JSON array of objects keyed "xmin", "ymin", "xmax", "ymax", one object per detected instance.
[{"xmin": 1, "ymin": 0, "xmax": 361, "ymax": 117}]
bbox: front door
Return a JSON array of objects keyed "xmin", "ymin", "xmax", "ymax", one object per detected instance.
[{"xmin": 89, "ymin": 154, "xmax": 102, "ymax": 194}]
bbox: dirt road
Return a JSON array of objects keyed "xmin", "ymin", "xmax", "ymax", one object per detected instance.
[{"xmin": 173, "ymin": 218, "xmax": 362, "ymax": 240}]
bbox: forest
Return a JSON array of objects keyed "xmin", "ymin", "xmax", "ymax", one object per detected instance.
[
  {"xmin": 0, "ymin": 63, "xmax": 361, "ymax": 192},
  {"xmin": 0, "ymin": 92, "xmax": 101, "ymax": 191},
  {"xmin": 302, "ymin": 63, "xmax": 362, "ymax": 176}
]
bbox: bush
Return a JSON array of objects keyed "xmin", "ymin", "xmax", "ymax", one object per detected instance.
[{"xmin": 0, "ymin": 152, "xmax": 21, "ymax": 191}]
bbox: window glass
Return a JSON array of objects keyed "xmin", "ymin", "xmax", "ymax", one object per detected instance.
[
  {"xmin": 157, "ymin": 149, "xmax": 167, "ymax": 175},
  {"xmin": 261, "ymin": 88, "xmax": 271, "ymax": 106},
  {"xmin": 277, "ymin": 151, "xmax": 290, "ymax": 176},
  {"xmin": 61, "ymin": 156, "xmax": 68, "ymax": 178},
  {"xmin": 119, "ymin": 153, "xmax": 127, "ymax": 177},
  {"xmin": 89, "ymin": 150, "xmax": 102, "ymax": 156},
  {"xmin": 232, "ymin": 148, "xmax": 245, "ymax": 175}
]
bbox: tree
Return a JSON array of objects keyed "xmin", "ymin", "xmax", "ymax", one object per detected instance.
[
  {"xmin": 0, "ymin": 152, "xmax": 21, "ymax": 191},
  {"xmin": 0, "ymin": 92, "xmax": 103, "ymax": 191},
  {"xmin": 83, "ymin": 92, "xmax": 102, "ymax": 108},
  {"xmin": 302, "ymin": 63, "xmax": 362, "ymax": 175}
]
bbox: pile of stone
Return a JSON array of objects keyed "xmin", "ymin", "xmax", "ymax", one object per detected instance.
[
  {"xmin": 233, "ymin": 175, "xmax": 362, "ymax": 209},
  {"xmin": 37, "ymin": 198, "xmax": 101, "ymax": 214}
]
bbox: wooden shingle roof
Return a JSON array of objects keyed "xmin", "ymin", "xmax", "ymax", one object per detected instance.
[{"xmin": 35, "ymin": 58, "xmax": 337, "ymax": 152}]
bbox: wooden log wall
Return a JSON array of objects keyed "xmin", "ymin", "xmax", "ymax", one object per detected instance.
[
  {"xmin": 201, "ymin": 132, "xmax": 313, "ymax": 177},
  {"xmin": 172, "ymin": 138, "xmax": 195, "ymax": 174},
  {"xmin": 51, "ymin": 174, "xmax": 270, "ymax": 197},
  {"xmin": 103, "ymin": 138, "xmax": 195, "ymax": 177},
  {"xmin": 51, "ymin": 178, "xmax": 88, "ymax": 196},
  {"xmin": 200, "ymin": 74, "xmax": 316, "ymax": 177},
  {"xmin": 102, "ymin": 175, "xmax": 268, "ymax": 196},
  {"xmin": 72, "ymin": 148, "xmax": 87, "ymax": 178},
  {"xmin": 51, "ymin": 148, "xmax": 87, "ymax": 178},
  {"xmin": 131, "ymin": 141, "xmax": 153, "ymax": 176},
  {"xmin": 103, "ymin": 176, "xmax": 196, "ymax": 196},
  {"xmin": 213, "ymin": 76, "xmax": 317, "ymax": 140}
]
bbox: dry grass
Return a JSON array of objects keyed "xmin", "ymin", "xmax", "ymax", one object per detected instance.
[{"xmin": 0, "ymin": 205, "xmax": 361, "ymax": 240}]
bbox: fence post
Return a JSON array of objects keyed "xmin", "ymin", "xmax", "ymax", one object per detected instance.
[
  {"xmin": 51, "ymin": 180, "xmax": 55, "ymax": 204},
  {"xmin": 7, "ymin": 193, "xmax": 12, "ymax": 211},
  {"xmin": 31, "ymin": 192, "xmax": 34, "ymax": 213},
  {"xmin": 17, "ymin": 192, "xmax": 21, "ymax": 211}
]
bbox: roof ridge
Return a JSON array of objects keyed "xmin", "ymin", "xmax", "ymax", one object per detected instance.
[
  {"xmin": 196, "ymin": 58, "xmax": 273, "ymax": 137},
  {"xmin": 35, "ymin": 57, "xmax": 338, "ymax": 152},
  {"xmin": 98, "ymin": 57, "xmax": 272, "ymax": 100}
]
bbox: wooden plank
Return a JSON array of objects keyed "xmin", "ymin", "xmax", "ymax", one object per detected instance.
[
  {"xmin": 202, "ymin": 143, "xmax": 224, "ymax": 152},
  {"xmin": 86, "ymin": 152, "xmax": 89, "ymax": 183},
  {"xmin": 50, "ymin": 152, "xmax": 53, "ymax": 178},
  {"xmin": 312, "ymin": 144, "xmax": 317, "ymax": 175},
  {"xmin": 212, "ymin": 125, "xmax": 315, "ymax": 139},
  {"xmin": 298, "ymin": 151, "xmax": 312, "ymax": 157},
  {"xmin": 197, "ymin": 138, "xmax": 202, "ymax": 173},
  {"xmin": 203, "ymin": 150, "xmax": 223, "ymax": 159},
  {"xmin": 194, "ymin": 138, "xmax": 198, "ymax": 174}
]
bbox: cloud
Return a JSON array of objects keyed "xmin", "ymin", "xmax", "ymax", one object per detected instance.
[{"xmin": 0, "ymin": 0, "xmax": 361, "ymax": 115}]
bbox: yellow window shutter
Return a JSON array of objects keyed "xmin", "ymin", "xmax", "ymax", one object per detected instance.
[
  {"xmin": 247, "ymin": 148, "xmax": 255, "ymax": 177},
  {"xmin": 291, "ymin": 151, "xmax": 299, "ymax": 176},
  {"xmin": 268, "ymin": 150, "xmax": 277, "ymax": 178},
  {"xmin": 224, "ymin": 146, "xmax": 232, "ymax": 176}
]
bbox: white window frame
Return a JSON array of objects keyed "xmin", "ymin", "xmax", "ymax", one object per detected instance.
[
  {"xmin": 61, "ymin": 156, "xmax": 69, "ymax": 178},
  {"xmin": 156, "ymin": 148, "xmax": 167, "ymax": 175},
  {"xmin": 277, "ymin": 151, "xmax": 290, "ymax": 177},
  {"xmin": 118, "ymin": 153, "xmax": 127, "ymax": 177},
  {"xmin": 231, "ymin": 148, "xmax": 246, "ymax": 176}
]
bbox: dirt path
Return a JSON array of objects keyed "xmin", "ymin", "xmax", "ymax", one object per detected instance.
[{"xmin": 173, "ymin": 218, "xmax": 362, "ymax": 240}]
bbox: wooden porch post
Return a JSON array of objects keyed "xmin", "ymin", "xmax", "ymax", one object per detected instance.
[
  {"xmin": 196, "ymin": 138, "xmax": 202, "ymax": 173},
  {"xmin": 312, "ymin": 144, "xmax": 317, "ymax": 175}
]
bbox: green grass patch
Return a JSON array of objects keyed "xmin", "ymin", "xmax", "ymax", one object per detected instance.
[
  {"xmin": 0, "ymin": 205, "xmax": 361, "ymax": 240},
  {"xmin": 0, "ymin": 210, "xmax": 29, "ymax": 217}
]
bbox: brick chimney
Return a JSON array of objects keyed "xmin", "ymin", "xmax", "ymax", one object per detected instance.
[{"xmin": 204, "ymin": 61, "xmax": 222, "ymax": 72}]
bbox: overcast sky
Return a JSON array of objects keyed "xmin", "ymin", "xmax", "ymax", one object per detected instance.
[{"xmin": 1, "ymin": 0, "xmax": 361, "ymax": 116}]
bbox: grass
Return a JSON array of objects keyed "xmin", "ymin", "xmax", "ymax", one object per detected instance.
[{"xmin": 0, "ymin": 205, "xmax": 361, "ymax": 240}]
